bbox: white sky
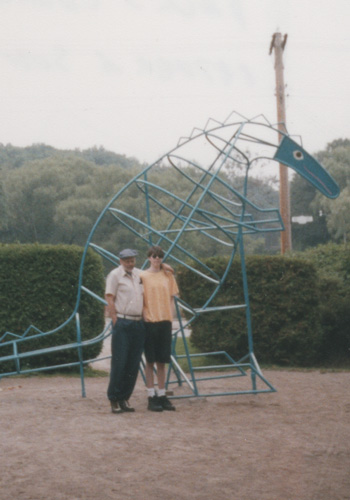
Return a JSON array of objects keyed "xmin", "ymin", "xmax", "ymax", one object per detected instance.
[{"xmin": 1, "ymin": 0, "xmax": 349, "ymax": 165}]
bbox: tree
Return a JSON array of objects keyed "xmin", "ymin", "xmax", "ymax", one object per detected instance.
[
  {"xmin": 0, "ymin": 143, "xmax": 140, "ymax": 171},
  {"xmin": 319, "ymin": 187, "xmax": 350, "ymax": 244},
  {"xmin": 0, "ymin": 145, "xmax": 143, "ymax": 246},
  {"xmin": 0, "ymin": 143, "xmax": 283, "ymax": 256},
  {"xmin": 314, "ymin": 139, "xmax": 350, "ymax": 244},
  {"xmin": 2, "ymin": 158, "xmax": 93, "ymax": 243},
  {"xmin": 290, "ymin": 139, "xmax": 350, "ymax": 249}
]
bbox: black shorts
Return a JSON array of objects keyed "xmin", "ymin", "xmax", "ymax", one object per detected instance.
[{"xmin": 144, "ymin": 321, "xmax": 172, "ymax": 364}]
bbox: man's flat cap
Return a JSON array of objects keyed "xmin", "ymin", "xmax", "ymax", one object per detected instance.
[{"xmin": 119, "ymin": 248, "xmax": 138, "ymax": 259}]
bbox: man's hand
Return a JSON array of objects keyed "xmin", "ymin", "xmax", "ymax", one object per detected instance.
[{"xmin": 105, "ymin": 294, "xmax": 117, "ymax": 325}]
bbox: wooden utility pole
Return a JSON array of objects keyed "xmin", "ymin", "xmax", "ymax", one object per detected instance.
[{"xmin": 269, "ymin": 32, "xmax": 292, "ymax": 253}]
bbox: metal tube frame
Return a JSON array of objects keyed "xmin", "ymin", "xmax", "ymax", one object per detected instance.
[{"xmin": 0, "ymin": 112, "xmax": 339, "ymax": 398}]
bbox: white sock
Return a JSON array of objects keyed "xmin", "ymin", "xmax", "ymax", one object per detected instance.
[
  {"xmin": 147, "ymin": 388, "xmax": 156, "ymax": 397},
  {"xmin": 157, "ymin": 388, "xmax": 166, "ymax": 397}
]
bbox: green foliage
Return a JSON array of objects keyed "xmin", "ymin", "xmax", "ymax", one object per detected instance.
[
  {"xmin": 0, "ymin": 142, "xmax": 143, "ymax": 250},
  {"xmin": 291, "ymin": 138, "xmax": 350, "ymax": 248},
  {"xmin": 291, "ymin": 174, "xmax": 318, "ymax": 217},
  {"xmin": 178, "ymin": 246, "xmax": 350, "ymax": 367},
  {"xmin": 292, "ymin": 243, "xmax": 350, "ymax": 365},
  {"xmin": 316, "ymin": 277, "xmax": 350, "ymax": 365},
  {"xmin": 291, "ymin": 214, "xmax": 330, "ymax": 252},
  {"xmin": 293, "ymin": 242, "xmax": 349, "ymax": 279},
  {"xmin": 178, "ymin": 256, "xmax": 324, "ymax": 367},
  {"xmin": 0, "ymin": 244, "xmax": 105, "ymax": 373},
  {"xmin": 321, "ymin": 187, "xmax": 350, "ymax": 243},
  {"xmin": 0, "ymin": 143, "xmax": 138, "ymax": 170},
  {"xmin": 174, "ymin": 336, "xmax": 214, "ymax": 371},
  {"xmin": 0, "ymin": 143, "xmax": 280, "ymax": 257}
]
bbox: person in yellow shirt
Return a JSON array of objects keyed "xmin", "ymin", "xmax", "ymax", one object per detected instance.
[{"xmin": 141, "ymin": 245, "xmax": 179, "ymax": 412}]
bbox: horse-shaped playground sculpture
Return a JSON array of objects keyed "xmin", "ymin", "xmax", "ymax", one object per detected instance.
[{"xmin": 0, "ymin": 112, "xmax": 339, "ymax": 398}]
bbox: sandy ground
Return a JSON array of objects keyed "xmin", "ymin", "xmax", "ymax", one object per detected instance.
[{"xmin": 1, "ymin": 365, "xmax": 350, "ymax": 500}]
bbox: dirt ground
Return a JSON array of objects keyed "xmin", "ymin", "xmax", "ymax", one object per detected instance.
[{"xmin": 1, "ymin": 368, "xmax": 350, "ymax": 500}]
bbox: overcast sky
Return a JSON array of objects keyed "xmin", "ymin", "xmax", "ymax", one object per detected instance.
[{"xmin": 1, "ymin": 0, "xmax": 349, "ymax": 165}]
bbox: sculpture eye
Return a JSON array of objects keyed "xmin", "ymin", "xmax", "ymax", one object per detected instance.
[{"xmin": 293, "ymin": 150, "xmax": 304, "ymax": 160}]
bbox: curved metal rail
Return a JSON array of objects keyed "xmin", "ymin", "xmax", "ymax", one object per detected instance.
[{"xmin": 0, "ymin": 111, "xmax": 339, "ymax": 397}]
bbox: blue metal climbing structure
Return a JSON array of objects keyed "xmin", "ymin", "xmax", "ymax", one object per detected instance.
[{"xmin": 0, "ymin": 112, "xmax": 340, "ymax": 397}]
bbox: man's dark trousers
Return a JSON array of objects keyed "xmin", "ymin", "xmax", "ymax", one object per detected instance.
[{"xmin": 107, "ymin": 318, "xmax": 145, "ymax": 402}]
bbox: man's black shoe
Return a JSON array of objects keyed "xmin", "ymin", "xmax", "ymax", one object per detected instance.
[
  {"xmin": 147, "ymin": 396, "xmax": 163, "ymax": 412},
  {"xmin": 158, "ymin": 395, "xmax": 176, "ymax": 411},
  {"xmin": 118, "ymin": 400, "xmax": 135, "ymax": 412},
  {"xmin": 110, "ymin": 401, "xmax": 123, "ymax": 414}
]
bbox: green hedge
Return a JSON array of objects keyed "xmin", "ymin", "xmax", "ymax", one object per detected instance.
[
  {"xmin": 177, "ymin": 256, "xmax": 324, "ymax": 367},
  {"xmin": 0, "ymin": 244, "xmax": 105, "ymax": 373},
  {"xmin": 293, "ymin": 243, "xmax": 350, "ymax": 365}
]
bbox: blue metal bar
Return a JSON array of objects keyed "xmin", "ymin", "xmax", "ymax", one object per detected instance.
[
  {"xmin": 81, "ymin": 286, "xmax": 107, "ymax": 305},
  {"xmin": 168, "ymin": 153, "xmax": 281, "ymax": 220},
  {"xmin": 170, "ymin": 388, "xmax": 276, "ymax": 399},
  {"xmin": 143, "ymin": 170, "xmax": 153, "ymax": 247},
  {"xmin": 193, "ymin": 304, "xmax": 246, "ymax": 314},
  {"xmin": 3, "ymin": 112, "xmax": 336, "ymax": 399},
  {"xmin": 75, "ymin": 314, "xmax": 86, "ymax": 398},
  {"xmin": 170, "ymin": 298, "xmax": 199, "ymax": 396},
  {"xmin": 13, "ymin": 342, "xmax": 20, "ymax": 373},
  {"xmin": 88, "ymin": 243, "xmax": 120, "ymax": 266},
  {"xmin": 107, "ymin": 209, "xmax": 221, "ymax": 283},
  {"xmin": 134, "ymin": 180, "xmax": 238, "ymax": 246}
]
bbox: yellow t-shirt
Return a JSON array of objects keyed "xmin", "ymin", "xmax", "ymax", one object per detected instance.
[{"xmin": 140, "ymin": 269, "xmax": 179, "ymax": 323}]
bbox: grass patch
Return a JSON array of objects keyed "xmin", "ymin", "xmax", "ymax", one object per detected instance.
[
  {"xmin": 174, "ymin": 339, "xmax": 350, "ymax": 374},
  {"xmin": 174, "ymin": 336, "xmax": 229, "ymax": 372}
]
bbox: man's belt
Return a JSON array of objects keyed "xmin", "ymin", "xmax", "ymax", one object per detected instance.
[{"xmin": 117, "ymin": 314, "xmax": 143, "ymax": 321}]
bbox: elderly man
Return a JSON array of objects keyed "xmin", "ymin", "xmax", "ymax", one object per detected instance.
[{"xmin": 105, "ymin": 248, "xmax": 145, "ymax": 414}]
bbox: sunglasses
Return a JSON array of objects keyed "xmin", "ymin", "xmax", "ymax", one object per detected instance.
[{"xmin": 150, "ymin": 254, "xmax": 163, "ymax": 259}]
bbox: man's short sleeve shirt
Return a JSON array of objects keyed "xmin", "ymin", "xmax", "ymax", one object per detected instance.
[{"xmin": 105, "ymin": 266, "xmax": 143, "ymax": 316}]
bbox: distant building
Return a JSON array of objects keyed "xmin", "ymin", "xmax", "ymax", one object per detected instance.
[{"xmin": 292, "ymin": 215, "xmax": 313, "ymax": 225}]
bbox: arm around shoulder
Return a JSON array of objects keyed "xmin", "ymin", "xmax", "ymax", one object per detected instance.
[{"xmin": 161, "ymin": 262, "xmax": 175, "ymax": 274}]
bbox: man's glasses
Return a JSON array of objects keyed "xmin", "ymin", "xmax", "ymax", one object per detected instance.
[{"xmin": 150, "ymin": 254, "xmax": 163, "ymax": 259}]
